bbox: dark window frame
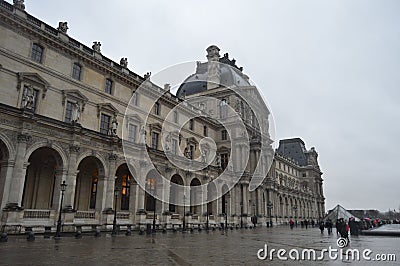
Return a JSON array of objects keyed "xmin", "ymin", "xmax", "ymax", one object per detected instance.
[
  {"xmin": 31, "ymin": 43, "xmax": 44, "ymax": 63},
  {"xmin": 100, "ymin": 113, "xmax": 111, "ymax": 134},
  {"xmin": 72, "ymin": 63, "xmax": 82, "ymax": 80},
  {"xmin": 105, "ymin": 78, "xmax": 113, "ymax": 94}
]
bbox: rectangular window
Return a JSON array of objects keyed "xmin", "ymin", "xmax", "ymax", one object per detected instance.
[
  {"xmin": 221, "ymin": 130, "xmax": 227, "ymax": 140},
  {"xmin": 189, "ymin": 119, "xmax": 194, "ymax": 130},
  {"xmin": 128, "ymin": 124, "xmax": 137, "ymax": 143},
  {"xmin": 154, "ymin": 102, "xmax": 160, "ymax": 115},
  {"xmin": 172, "ymin": 139, "xmax": 178, "ymax": 155},
  {"xmin": 72, "ymin": 63, "xmax": 82, "ymax": 80},
  {"xmin": 31, "ymin": 43, "xmax": 43, "ymax": 63},
  {"xmin": 100, "ymin": 113, "xmax": 111, "ymax": 134},
  {"xmin": 189, "ymin": 145, "xmax": 194, "ymax": 159},
  {"xmin": 221, "ymin": 153, "xmax": 229, "ymax": 170},
  {"xmin": 131, "ymin": 93, "xmax": 138, "ymax": 106},
  {"xmin": 64, "ymin": 101, "xmax": 73, "ymax": 123},
  {"xmin": 105, "ymin": 79, "xmax": 113, "ymax": 94},
  {"xmin": 220, "ymin": 99, "xmax": 228, "ymax": 118},
  {"xmin": 151, "ymin": 132, "xmax": 159, "ymax": 149},
  {"xmin": 203, "ymin": 126, "xmax": 208, "ymax": 137},
  {"xmin": 173, "ymin": 110, "xmax": 178, "ymax": 123}
]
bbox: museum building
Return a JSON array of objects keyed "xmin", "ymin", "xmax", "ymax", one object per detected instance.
[{"xmin": 0, "ymin": 1, "xmax": 325, "ymax": 233}]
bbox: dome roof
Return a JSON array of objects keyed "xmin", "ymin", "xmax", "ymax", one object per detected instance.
[{"xmin": 176, "ymin": 51, "xmax": 250, "ymax": 98}]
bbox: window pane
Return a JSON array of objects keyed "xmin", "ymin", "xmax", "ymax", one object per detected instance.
[
  {"xmin": 100, "ymin": 114, "xmax": 111, "ymax": 134},
  {"xmin": 105, "ymin": 79, "xmax": 113, "ymax": 94},
  {"xmin": 72, "ymin": 63, "xmax": 82, "ymax": 80},
  {"xmin": 31, "ymin": 44, "xmax": 43, "ymax": 63},
  {"xmin": 222, "ymin": 130, "xmax": 227, "ymax": 140},
  {"xmin": 154, "ymin": 102, "xmax": 160, "ymax": 115},
  {"xmin": 151, "ymin": 132, "xmax": 159, "ymax": 149},
  {"xmin": 65, "ymin": 101, "xmax": 73, "ymax": 122},
  {"xmin": 128, "ymin": 124, "xmax": 137, "ymax": 142},
  {"xmin": 172, "ymin": 139, "xmax": 178, "ymax": 155}
]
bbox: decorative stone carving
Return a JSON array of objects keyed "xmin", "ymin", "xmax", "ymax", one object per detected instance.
[
  {"xmin": 140, "ymin": 125, "xmax": 147, "ymax": 142},
  {"xmin": 109, "ymin": 116, "xmax": 118, "ymax": 136},
  {"xmin": 214, "ymin": 154, "xmax": 221, "ymax": 168},
  {"xmin": 22, "ymin": 85, "xmax": 34, "ymax": 110},
  {"xmin": 201, "ymin": 149, "xmax": 208, "ymax": 163},
  {"xmin": 108, "ymin": 153, "xmax": 118, "ymax": 161},
  {"xmin": 206, "ymin": 45, "xmax": 221, "ymax": 90},
  {"xmin": 144, "ymin": 72, "xmax": 151, "ymax": 79},
  {"xmin": 13, "ymin": 0, "xmax": 25, "ymax": 10},
  {"xmin": 17, "ymin": 133, "xmax": 31, "ymax": 143},
  {"xmin": 71, "ymin": 102, "xmax": 81, "ymax": 123},
  {"xmin": 69, "ymin": 145, "xmax": 80, "ymax": 153},
  {"xmin": 57, "ymin": 22, "xmax": 68, "ymax": 34},
  {"xmin": 120, "ymin": 58, "xmax": 128, "ymax": 68},
  {"xmin": 92, "ymin": 41, "xmax": 101, "ymax": 53}
]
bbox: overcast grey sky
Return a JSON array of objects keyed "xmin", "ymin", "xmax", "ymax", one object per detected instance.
[{"xmin": 22, "ymin": 0, "xmax": 400, "ymax": 212}]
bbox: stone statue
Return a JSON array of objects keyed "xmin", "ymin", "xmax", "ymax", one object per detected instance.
[
  {"xmin": 57, "ymin": 22, "xmax": 69, "ymax": 34},
  {"xmin": 144, "ymin": 72, "xmax": 151, "ymax": 79},
  {"xmin": 71, "ymin": 102, "xmax": 80, "ymax": 123},
  {"xmin": 13, "ymin": 0, "xmax": 25, "ymax": 10},
  {"xmin": 140, "ymin": 125, "xmax": 147, "ymax": 142},
  {"xmin": 184, "ymin": 147, "xmax": 191, "ymax": 159},
  {"xmin": 215, "ymin": 155, "xmax": 221, "ymax": 168},
  {"xmin": 110, "ymin": 116, "xmax": 118, "ymax": 136},
  {"xmin": 120, "ymin": 58, "xmax": 128, "ymax": 68},
  {"xmin": 92, "ymin": 41, "xmax": 101, "ymax": 53},
  {"xmin": 201, "ymin": 149, "xmax": 208, "ymax": 163},
  {"xmin": 23, "ymin": 85, "xmax": 34, "ymax": 110}
]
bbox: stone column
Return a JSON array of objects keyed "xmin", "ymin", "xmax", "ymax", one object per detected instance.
[
  {"xmin": 0, "ymin": 160, "xmax": 15, "ymax": 210},
  {"xmin": 103, "ymin": 153, "xmax": 117, "ymax": 211},
  {"xmin": 64, "ymin": 145, "xmax": 80, "ymax": 210},
  {"xmin": 6, "ymin": 134, "xmax": 30, "ymax": 209},
  {"xmin": 129, "ymin": 183, "xmax": 138, "ymax": 213},
  {"xmin": 242, "ymin": 184, "xmax": 248, "ymax": 215},
  {"xmin": 257, "ymin": 188, "xmax": 263, "ymax": 216},
  {"xmin": 137, "ymin": 186, "xmax": 145, "ymax": 210}
]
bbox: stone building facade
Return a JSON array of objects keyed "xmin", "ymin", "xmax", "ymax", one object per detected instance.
[{"xmin": 0, "ymin": 1, "xmax": 325, "ymax": 233}]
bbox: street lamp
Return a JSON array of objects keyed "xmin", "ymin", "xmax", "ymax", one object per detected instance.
[
  {"xmin": 267, "ymin": 201, "xmax": 273, "ymax": 227},
  {"xmin": 183, "ymin": 193, "xmax": 186, "ymax": 232},
  {"xmin": 206, "ymin": 202, "xmax": 209, "ymax": 231},
  {"xmin": 112, "ymin": 184, "xmax": 119, "ymax": 235},
  {"xmin": 240, "ymin": 201, "xmax": 243, "ymax": 228},
  {"xmin": 225, "ymin": 200, "xmax": 228, "ymax": 230},
  {"xmin": 55, "ymin": 181, "xmax": 67, "ymax": 238}
]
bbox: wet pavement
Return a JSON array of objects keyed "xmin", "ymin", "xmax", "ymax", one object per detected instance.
[{"xmin": 0, "ymin": 226, "xmax": 398, "ymax": 265}]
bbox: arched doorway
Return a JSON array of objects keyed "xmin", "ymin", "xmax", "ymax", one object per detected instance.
[
  {"xmin": 0, "ymin": 140, "xmax": 10, "ymax": 209},
  {"xmin": 190, "ymin": 178, "xmax": 201, "ymax": 214},
  {"xmin": 115, "ymin": 164, "xmax": 133, "ymax": 211},
  {"xmin": 144, "ymin": 169, "xmax": 163, "ymax": 212},
  {"xmin": 169, "ymin": 174, "xmax": 184, "ymax": 213},
  {"xmin": 22, "ymin": 147, "xmax": 63, "ymax": 209},
  {"xmin": 75, "ymin": 156, "xmax": 104, "ymax": 211}
]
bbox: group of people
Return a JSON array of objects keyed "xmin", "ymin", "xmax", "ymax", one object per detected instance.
[{"xmin": 288, "ymin": 219, "xmax": 316, "ymax": 229}]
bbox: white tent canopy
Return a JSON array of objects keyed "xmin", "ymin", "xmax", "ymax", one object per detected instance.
[{"xmin": 324, "ymin": 205, "xmax": 361, "ymax": 224}]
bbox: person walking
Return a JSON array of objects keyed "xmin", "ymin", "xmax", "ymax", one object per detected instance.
[
  {"xmin": 319, "ymin": 220, "xmax": 325, "ymax": 234},
  {"xmin": 304, "ymin": 219, "xmax": 309, "ymax": 229},
  {"xmin": 326, "ymin": 219, "xmax": 333, "ymax": 235},
  {"xmin": 289, "ymin": 218, "xmax": 294, "ymax": 230}
]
